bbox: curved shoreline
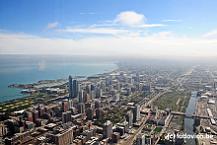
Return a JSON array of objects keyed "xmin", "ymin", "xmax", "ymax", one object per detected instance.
[{"xmin": 0, "ymin": 68, "xmax": 118, "ymax": 106}]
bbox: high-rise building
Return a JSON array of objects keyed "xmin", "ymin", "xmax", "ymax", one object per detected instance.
[
  {"xmin": 69, "ymin": 75, "xmax": 73, "ymax": 99},
  {"xmin": 79, "ymin": 90, "xmax": 84, "ymax": 103},
  {"xmin": 112, "ymin": 132, "xmax": 120, "ymax": 143},
  {"xmin": 136, "ymin": 133, "xmax": 146, "ymax": 145},
  {"xmin": 33, "ymin": 110, "xmax": 39, "ymax": 123},
  {"xmin": 62, "ymin": 99, "xmax": 69, "ymax": 112},
  {"xmin": 69, "ymin": 76, "xmax": 79, "ymax": 99},
  {"xmin": 38, "ymin": 104, "xmax": 45, "ymax": 117},
  {"xmin": 68, "ymin": 99, "xmax": 73, "ymax": 110},
  {"xmin": 126, "ymin": 110, "xmax": 133, "ymax": 128},
  {"xmin": 78, "ymin": 103, "xmax": 85, "ymax": 114},
  {"xmin": 133, "ymin": 104, "xmax": 140, "ymax": 123},
  {"xmin": 86, "ymin": 108, "xmax": 93, "ymax": 120},
  {"xmin": 25, "ymin": 111, "xmax": 33, "ymax": 122},
  {"xmin": 52, "ymin": 127, "xmax": 74, "ymax": 145},
  {"xmin": 95, "ymin": 100, "xmax": 101, "ymax": 109},
  {"xmin": 103, "ymin": 120, "xmax": 113, "ymax": 139},
  {"xmin": 95, "ymin": 88, "xmax": 102, "ymax": 98},
  {"xmin": 73, "ymin": 79, "xmax": 79, "ymax": 98},
  {"xmin": 142, "ymin": 84, "xmax": 151, "ymax": 96},
  {"xmin": 95, "ymin": 108, "xmax": 103, "ymax": 119},
  {"xmin": 0, "ymin": 123, "xmax": 7, "ymax": 137},
  {"xmin": 62, "ymin": 111, "xmax": 72, "ymax": 123}
]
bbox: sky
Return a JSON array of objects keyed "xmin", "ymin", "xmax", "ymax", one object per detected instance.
[{"xmin": 1, "ymin": 0, "xmax": 217, "ymax": 59}]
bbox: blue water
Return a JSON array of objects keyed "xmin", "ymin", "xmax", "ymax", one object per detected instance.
[
  {"xmin": 184, "ymin": 91, "xmax": 198, "ymax": 145},
  {"xmin": 0, "ymin": 55, "xmax": 117, "ymax": 102}
]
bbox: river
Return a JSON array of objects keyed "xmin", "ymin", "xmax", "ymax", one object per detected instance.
[{"xmin": 184, "ymin": 91, "xmax": 198, "ymax": 145}]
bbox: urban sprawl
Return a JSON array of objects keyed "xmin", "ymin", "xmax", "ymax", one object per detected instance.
[{"xmin": 1, "ymin": 63, "xmax": 217, "ymax": 145}]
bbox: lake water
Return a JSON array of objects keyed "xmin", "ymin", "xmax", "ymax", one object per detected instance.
[{"xmin": 0, "ymin": 55, "xmax": 117, "ymax": 102}]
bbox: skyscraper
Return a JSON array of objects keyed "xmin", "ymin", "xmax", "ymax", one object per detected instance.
[
  {"xmin": 68, "ymin": 76, "xmax": 79, "ymax": 99},
  {"xmin": 126, "ymin": 110, "xmax": 133, "ymax": 128},
  {"xmin": 68, "ymin": 75, "xmax": 73, "ymax": 99},
  {"xmin": 133, "ymin": 104, "xmax": 140, "ymax": 123},
  {"xmin": 72, "ymin": 79, "xmax": 79, "ymax": 98},
  {"xmin": 79, "ymin": 90, "xmax": 84, "ymax": 103},
  {"xmin": 62, "ymin": 99, "xmax": 69, "ymax": 112},
  {"xmin": 103, "ymin": 120, "xmax": 113, "ymax": 139}
]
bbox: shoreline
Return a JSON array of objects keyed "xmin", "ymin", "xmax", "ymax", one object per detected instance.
[{"xmin": 0, "ymin": 68, "xmax": 118, "ymax": 106}]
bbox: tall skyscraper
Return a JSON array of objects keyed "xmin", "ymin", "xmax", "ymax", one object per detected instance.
[
  {"xmin": 133, "ymin": 104, "xmax": 140, "ymax": 123},
  {"xmin": 68, "ymin": 75, "xmax": 73, "ymax": 99},
  {"xmin": 62, "ymin": 99, "xmax": 69, "ymax": 112},
  {"xmin": 79, "ymin": 90, "xmax": 84, "ymax": 103},
  {"xmin": 73, "ymin": 79, "xmax": 79, "ymax": 98},
  {"xmin": 126, "ymin": 110, "xmax": 133, "ymax": 128},
  {"xmin": 78, "ymin": 103, "xmax": 85, "ymax": 114},
  {"xmin": 86, "ymin": 108, "xmax": 93, "ymax": 120},
  {"xmin": 103, "ymin": 120, "xmax": 113, "ymax": 139},
  {"xmin": 68, "ymin": 76, "xmax": 79, "ymax": 99}
]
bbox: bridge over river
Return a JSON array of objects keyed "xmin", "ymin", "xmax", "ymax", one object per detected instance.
[{"xmin": 171, "ymin": 111, "xmax": 217, "ymax": 119}]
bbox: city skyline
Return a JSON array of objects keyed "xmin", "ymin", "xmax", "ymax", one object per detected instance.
[{"xmin": 1, "ymin": 0, "xmax": 217, "ymax": 58}]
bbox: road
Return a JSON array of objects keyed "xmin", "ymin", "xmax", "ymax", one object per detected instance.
[{"xmin": 118, "ymin": 89, "xmax": 170, "ymax": 145}]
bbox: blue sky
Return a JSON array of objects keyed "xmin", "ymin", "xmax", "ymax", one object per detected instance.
[{"xmin": 1, "ymin": 0, "xmax": 217, "ymax": 58}]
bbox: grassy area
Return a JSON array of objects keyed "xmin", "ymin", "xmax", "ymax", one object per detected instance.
[
  {"xmin": 154, "ymin": 126, "xmax": 163, "ymax": 133},
  {"xmin": 153, "ymin": 89, "xmax": 190, "ymax": 112},
  {"xmin": 0, "ymin": 99, "xmax": 33, "ymax": 113},
  {"xmin": 171, "ymin": 115, "xmax": 185, "ymax": 130},
  {"xmin": 95, "ymin": 107, "xmax": 126, "ymax": 126},
  {"xmin": 153, "ymin": 89, "xmax": 190, "ymax": 131},
  {"xmin": 0, "ymin": 92, "xmax": 49, "ymax": 113}
]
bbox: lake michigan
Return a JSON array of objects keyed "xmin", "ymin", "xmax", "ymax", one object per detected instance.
[{"xmin": 0, "ymin": 55, "xmax": 117, "ymax": 102}]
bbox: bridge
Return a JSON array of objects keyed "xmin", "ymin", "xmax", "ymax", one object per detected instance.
[{"xmin": 171, "ymin": 111, "xmax": 216, "ymax": 119}]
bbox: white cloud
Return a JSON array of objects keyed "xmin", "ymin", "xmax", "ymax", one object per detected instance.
[
  {"xmin": 1, "ymin": 31, "xmax": 217, "ymax": 59},
  {"xmin": 115, "ymin": 11, "xmax": 146, "ymax": 26},
  {"xmin": 138, "ymin": 24, "xmax": 166, "ymax": 28},
  {"xmin": 47, "ymin": 21, "xmax": 59, "ymax": 29},
  {"xmin": 57, "ymin": 27, "xmax": 128, "ymax": 35},
  {"xmin": 57, "ymin": 11, "xmax": 164, "ymax": 35},
  {"xmin": 203, "ymin": 29, "xmax": 217, "ymax": 39}
]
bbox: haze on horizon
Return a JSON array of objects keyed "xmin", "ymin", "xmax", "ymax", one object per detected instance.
[{"xmin": 1, "ymin": 0, "xmax": 217, "ymax": 59}]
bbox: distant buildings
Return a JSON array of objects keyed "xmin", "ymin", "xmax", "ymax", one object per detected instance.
[{"xmin": 1, "ymin": 67, "xmax": 180, "ymax": 145}]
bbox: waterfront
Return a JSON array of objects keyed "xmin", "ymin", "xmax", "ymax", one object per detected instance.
[{"xmin": 0, "ymin": 55, "xmax": 117, "ymax": 102}]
